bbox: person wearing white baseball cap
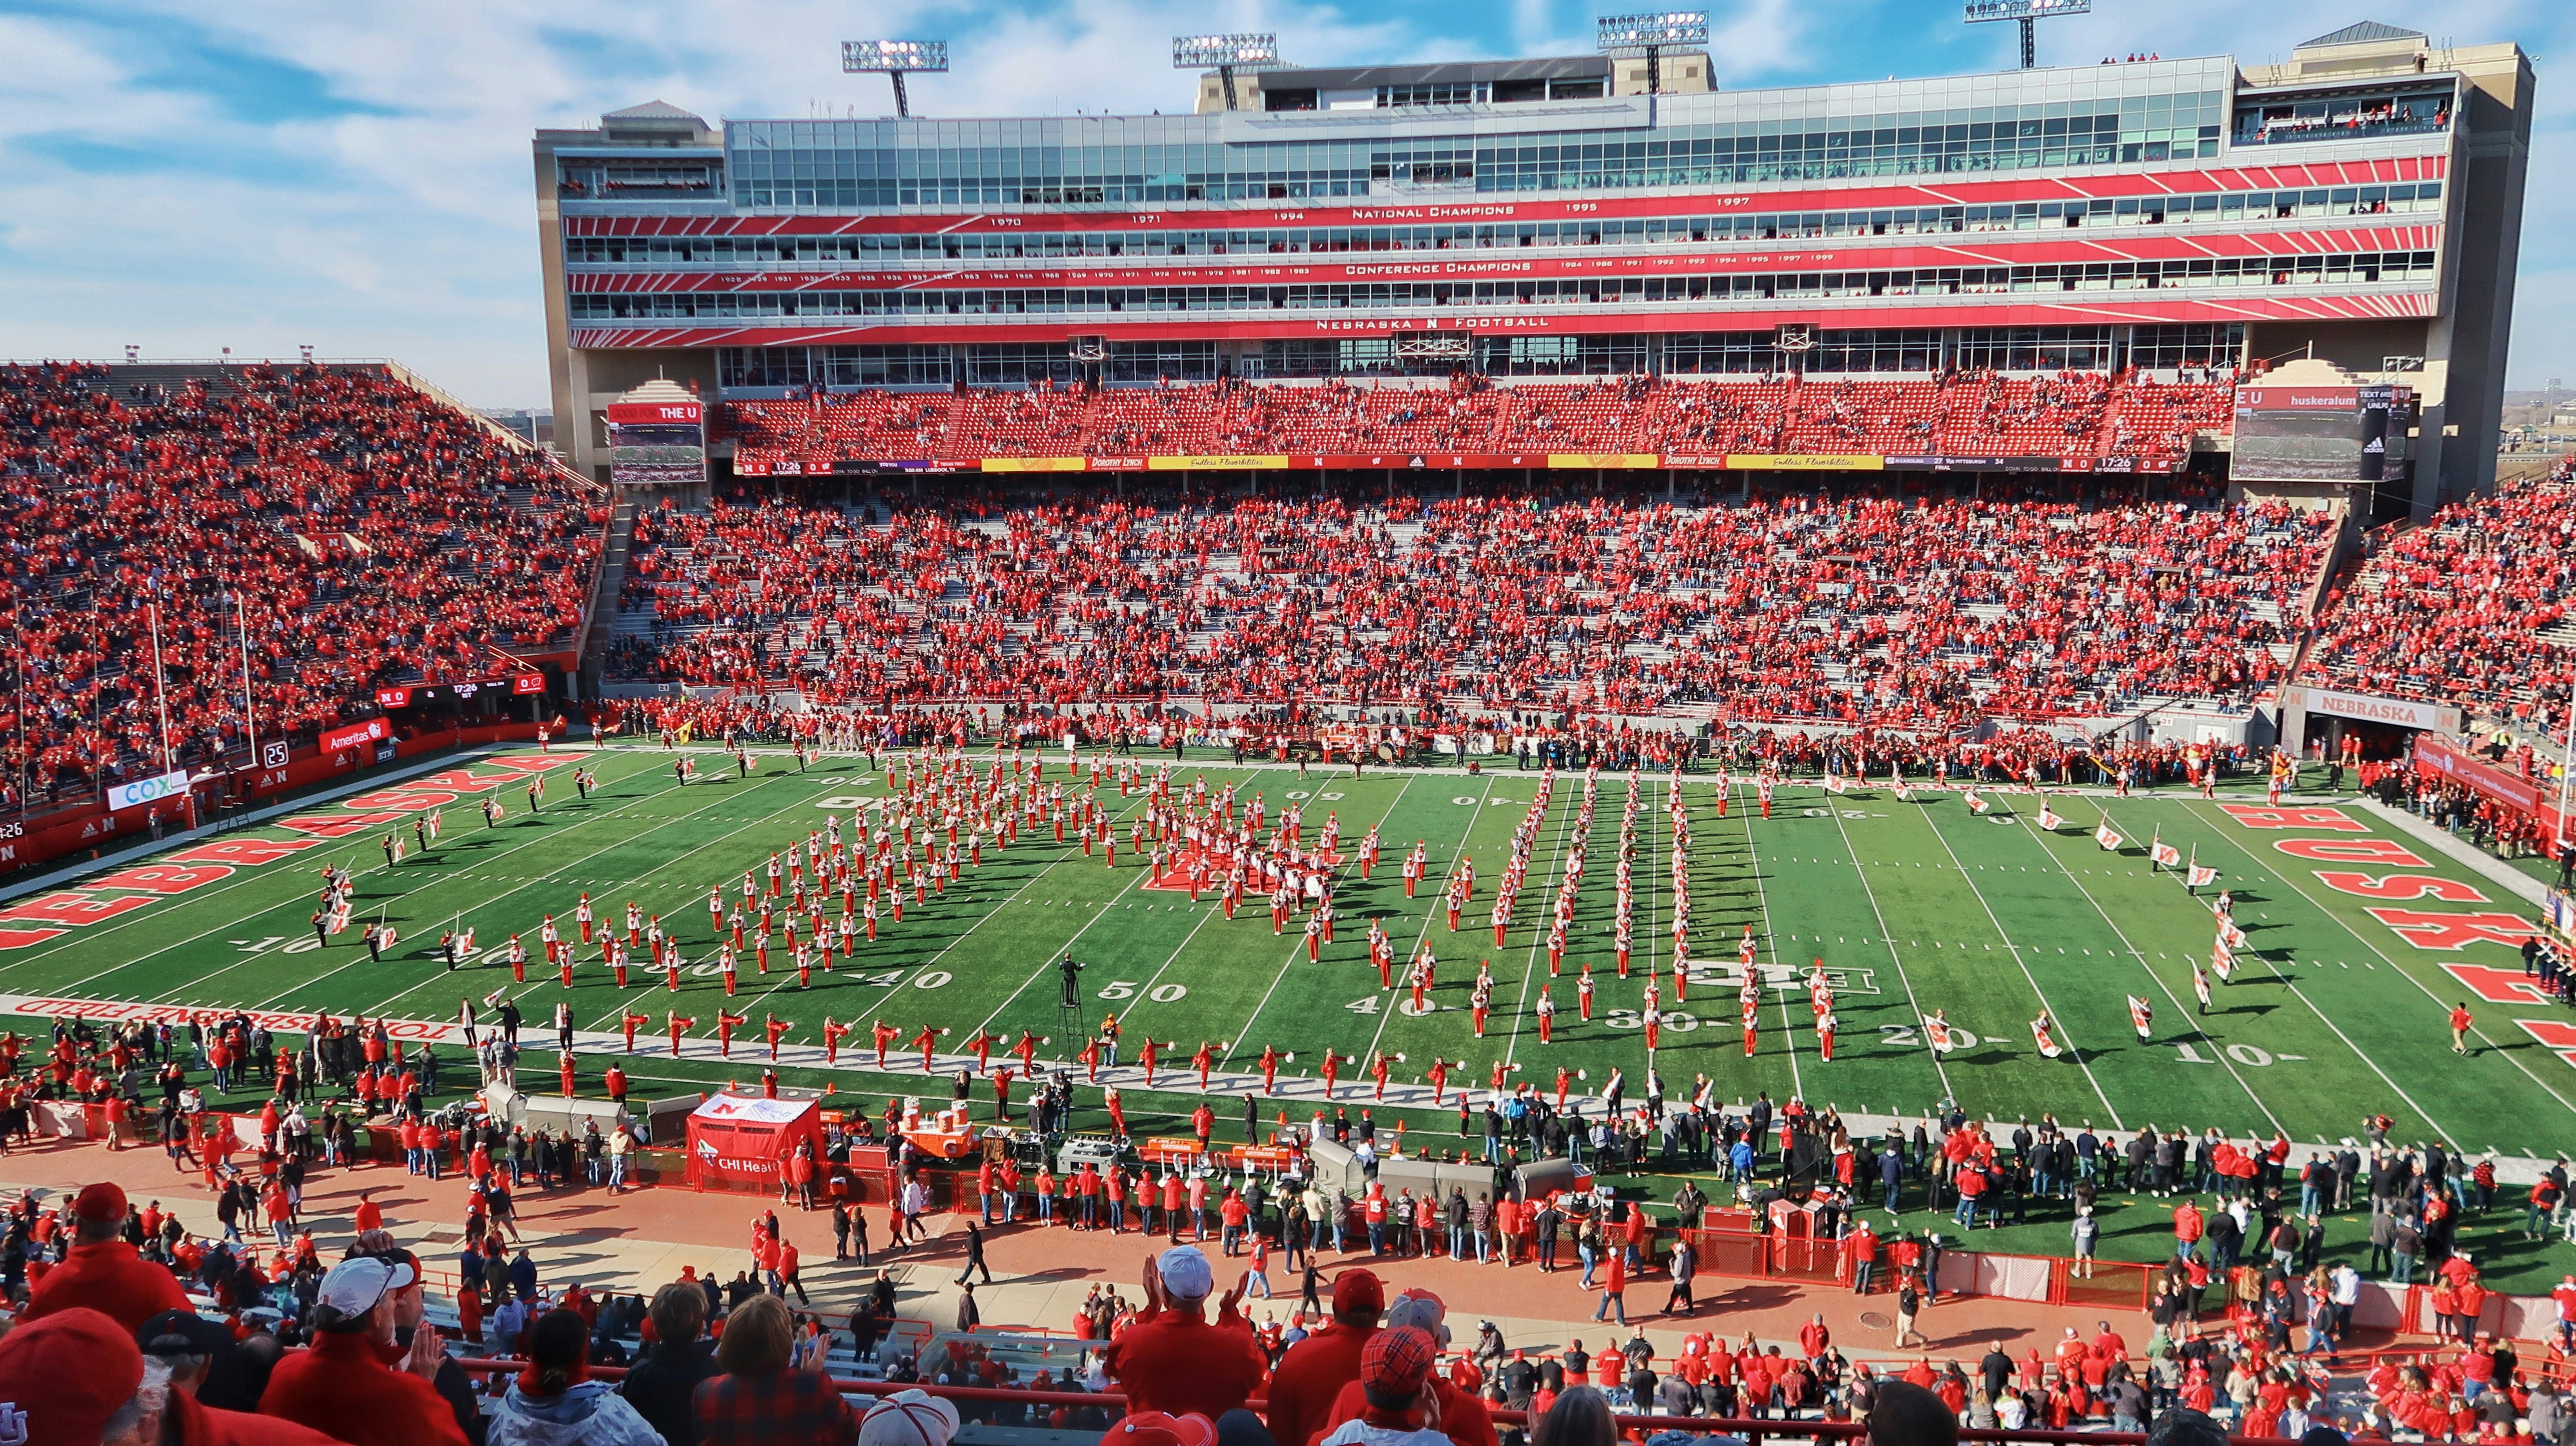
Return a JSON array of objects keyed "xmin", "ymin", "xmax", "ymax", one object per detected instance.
[
  {"xmin": 858, "ymin": 1389, "xmax": 961, "ymax": 1446},
  {"xmin": 1103, "ymin": 1247, "xmax": 1268, "ymax": 1424},
  {"xmin": 259, "ymin": 1257, "xmax": 468, "ymax": 1446}
]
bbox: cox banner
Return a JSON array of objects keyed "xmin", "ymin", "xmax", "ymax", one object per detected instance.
[{"xmin": 104, "ymin": 769, "xmax": 193, "ymax": 813}]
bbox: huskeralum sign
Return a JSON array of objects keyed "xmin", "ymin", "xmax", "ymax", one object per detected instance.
[{"xmin": 105, "ymin": 769, "xmax": 193, "ymax": 812}]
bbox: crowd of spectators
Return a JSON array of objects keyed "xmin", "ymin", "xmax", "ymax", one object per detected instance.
[
  {"xmin": 606, "ymin": 486, "xmax": 2325, "ymax": 729},
  {"xmin": 2298, "ymin": 457, "xmax": 2576, "ymax": 741},
  {"xmin": 5, "ymin": 987, "xmax": 2575, "ymax": 1446},
  {"xmin": 721, "ymin": 372, "xmax": 2231, "ymax": 472},
  {"xmin": 0, "ymin": 363, "xmax": 607, "ymax": 809}
]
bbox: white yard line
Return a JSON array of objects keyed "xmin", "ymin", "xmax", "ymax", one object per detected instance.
[
  {"xmin": 1358, "ymin": 775, "xmax": 1499, "ymax": 1068},
  {"xmin": 1497, "ymin": 773, "xmax": 1581, "ymax": 1072},
  {"xmin": 1821, "ymin": 796, "xmax": 1960, "ymax": 1104},
  {"xmin": 2006, "ymin": 800, "xmax": 2283, "ymax": 1137},
  {"xmin": 1897, "ymin": 794, "xmax": 2125, "ymax": 1127},
  {"xmin": 1731, "ymin": 778, "xmax": 1809, "ymax": 1101}
]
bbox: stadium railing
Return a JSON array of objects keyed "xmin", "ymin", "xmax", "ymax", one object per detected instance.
[{"xmin": 438, "ymin": 1354, "xmax": 2312, "ymax": 1444}]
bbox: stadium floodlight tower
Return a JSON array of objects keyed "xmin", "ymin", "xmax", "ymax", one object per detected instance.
[
  {"xmin": 842, "ymin": 39, "xmax": 948, "ymax": 118},
  {"xmin": 1595, "ymin": 11, "xmax": 1709, "ymax": 96},
  {"xmin": 1173, "ymin": 33, "xmax": 1281, "ymax": 113},
  {"xmin": 1963, "ymin": 0, "xmax": 2089, "ymax": 69}
]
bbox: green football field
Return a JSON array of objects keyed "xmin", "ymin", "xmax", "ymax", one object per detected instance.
[{"xmin": 5, "ymin": 743, "xmax": 2569, "ymax": 1175}]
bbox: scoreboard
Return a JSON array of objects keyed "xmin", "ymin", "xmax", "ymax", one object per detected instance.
[
  {"xmin": 2231, "ymin": 384, "xmax": 2415, "ymax": 485},
  {"xmin": 605, "ymin": 399, "xmax": 706, "ymax": 486}
]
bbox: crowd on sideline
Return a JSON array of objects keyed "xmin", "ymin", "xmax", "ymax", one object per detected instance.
[
  {"xmin": 8, "ymin": 1158, "xmax": 2573, "ymax": 1446},
  {"xmin": 0, "ymin": 363, "xmax": 606, "ymax": 810},
  {"xmin": 8, "ymin": 994, "xmax": 2572, "ymax": 1446}
]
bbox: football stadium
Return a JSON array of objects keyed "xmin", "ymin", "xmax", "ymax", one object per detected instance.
[{"xmin": 3, "ymin": 11, "xmax": 2575, "ymax": 1446}]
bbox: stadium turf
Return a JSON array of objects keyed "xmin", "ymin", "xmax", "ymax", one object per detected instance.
[{"xmin": 7, "ymin": 743, "xmax": 2568, "ymax": 1283}]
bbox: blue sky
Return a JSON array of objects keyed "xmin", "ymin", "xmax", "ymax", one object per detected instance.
[{"xmin": 1, "ymin": 0, "xmax": 2570, "ymax": 406}]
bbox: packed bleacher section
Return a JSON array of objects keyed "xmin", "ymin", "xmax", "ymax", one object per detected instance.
[
  {"xmin": 2296, "ymin": 457, "xmax": 2576, "ymax": 740},
  {"xmin": 0, "ymin": 364, "xmax": 609, "ymax": 809},
  {"xmin": 721, "ymin": 372, "xmax": 2235, "ymax": 470},
  {"xmin": 607, "ymin": 488, "xmax": 2329, "ymax": 728}
]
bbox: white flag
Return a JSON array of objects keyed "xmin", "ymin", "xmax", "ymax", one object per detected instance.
[
  {"xmin": 1965, "ymin": 789, "xmax": 1990, "ymax": 814},
  {"xmin": 2187, "ymin": 863, "xmax": 2220, "ymax": 887},
  {"xmin": 2094, "ymin": 821, "xmax": 2124, "ymax": 851},
  {"xmin": 2030, "ymin": 1015, "xmax": 2064, "ymax": 1059},
  {"xmin": 2036, "ymin": 805, "xmax": 2064, "ymax": 831},
  {"xmin": 2151, "ymin": 840, "xmax": 2182, "ymax": 868}
]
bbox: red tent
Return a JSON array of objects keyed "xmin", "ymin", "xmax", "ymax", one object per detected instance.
[{"xmin": 684, "ymin": 1093, "xmax": 821, "ymax": 1192}]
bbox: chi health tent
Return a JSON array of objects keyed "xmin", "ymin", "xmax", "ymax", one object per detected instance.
[{"xmin": 684, "ymin": 1092, "xmax": 821, "ymax": 1191}]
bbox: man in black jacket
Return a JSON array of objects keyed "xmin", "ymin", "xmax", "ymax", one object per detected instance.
[
  {"xmin": 1976, "ymin": 1345, "xmax": 2014, "ymax": 1404},
  {"xmin": 620, "ymin": 1282, "xmax": 721, "ymax": 1446}
]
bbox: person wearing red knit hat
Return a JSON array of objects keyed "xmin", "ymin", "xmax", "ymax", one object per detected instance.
[
  {"xmin": 1311, "ymin": 1291, "xmax": 1496, "ymax": 1446},
  {"xmin": 1315, "ymin": 1327, "xmax": 1456, "ymax": 1446},
  {"xmin": 23, "ymin": 1183, "xmax": 190, "ymax": 1331}
]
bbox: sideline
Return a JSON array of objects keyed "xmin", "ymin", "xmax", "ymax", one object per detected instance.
[{"xmin": 2356, "ymin": 797, "xmax": 2550, "ymax": 909}]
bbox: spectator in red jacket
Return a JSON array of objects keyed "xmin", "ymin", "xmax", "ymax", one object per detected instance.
[
  {"xmin": 2173, "ymin": 1200, "xmax": 2206, "ymax": 1259},
  {"xmin": 258, "ymin": 1256, "xmax": 468, "ymax": 1446},
  {"xmin": 1263, "ymin": 1268, "xmax": 1386, "ymax": 1446},
  {"xmin": 23, "ymin": 1183, "xmax": 190, "ymax": 1331},
  {"xmin": 1101, "ymin": 1247, "xmax": 1267, "ymax": 1423}
]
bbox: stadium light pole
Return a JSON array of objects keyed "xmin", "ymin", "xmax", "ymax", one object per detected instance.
[
  {"xmin": 1173, "ymin": 33, "xmax": 1281, "ymax": 113},
  {"xmin": 12, "ymin": 647, "xmax": 24, "ymax": 822},
  {"xmin": 843, "ymin": 40, "xmax": 948, "ymax": 119},
  {"xmin": 1963, "ymin": 0, "xmax": 2089, "ymax": 69},
  {"xmin": 2557, "ymin": 706, "xmax": 2575, "ymax": 871},
  {"xmin": 145, "ymin": 599, "xmax": 174, "ymax": 776},
  {"xmin": 234, "ymin": 590, "xmax": 258, "ymax": 781},
  {"xmin": 1595, "ymin": 11, "xmax": 1709, "ymax": 97}
]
